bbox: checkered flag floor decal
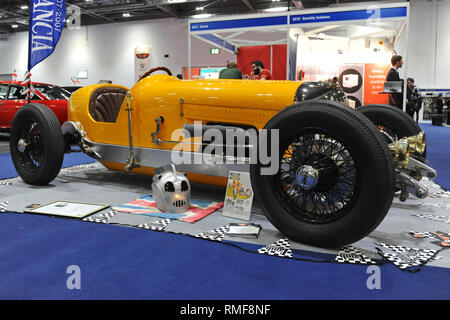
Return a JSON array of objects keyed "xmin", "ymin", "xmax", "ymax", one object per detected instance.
[
  {"xmin": 413, "ymin": 214, "xmax": 450, "ymax": 224},
  {"xmin": 257, "ymin": 238, "xmax": 293, "ymax": 259},
  {"xmin": 0, "ymin": 201, "xmax": 8, "ymax": 212},
  {"xmin": 194, "ymin": 226, "xmax": 229, "ymax": 242},
  {"xmin": 375, "ymin": 242, "xmax": 442, "ymax": 270},
  {"xmin": 335, "ymin": 245, "xmax": 376, "ymax": 265},
  {"xmin": 137, "ymin": 219, "xmax": 171, "ymax": 231},
  {"xmin": 409, "ymin": 231, "xmax": 450, "ymax": 247},
  {"xmin": 83, "ymin": 210, "xmax": 117, "ymax": 223}
]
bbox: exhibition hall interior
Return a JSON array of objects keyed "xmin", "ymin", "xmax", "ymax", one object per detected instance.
[{"xmin": 0, "ymin": 0, "xmax": 449, "ymax": 301}]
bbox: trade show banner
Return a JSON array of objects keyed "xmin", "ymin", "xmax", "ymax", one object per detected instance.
[
  {"xmin": 363, "ymin": 63, "xmax": 391, "ymax": 105},
  {"xmin": 134, "ymin": 46, "xmax": 151, "ymax": 83},
  {"xmin": 237, "ymin": 45, "xmax": 287, "ymax": 80},
  {"xmin": 28, "ymin": 0, "xmax": 66, "ymax": 70}
]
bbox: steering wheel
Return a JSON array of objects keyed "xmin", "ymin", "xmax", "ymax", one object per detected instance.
[{"xmin": 139, "ymin": 67, "xmax": 172, "ymax": 81}]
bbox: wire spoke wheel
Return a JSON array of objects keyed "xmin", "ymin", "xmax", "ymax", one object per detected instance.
[
  {"xmin": 250, "ymin": 100, "xmax": 395, "ymax": 247},
  {"xmin": 10, "ymin": 103, "xmax": 64, "ymax": 185},
  {"xmin": 17, "ymin": 120, "xmax": 45, "ymax": 172},
  {"xmin": 275, "ymin": 131, "xmax": 359, "ymax": 224}
]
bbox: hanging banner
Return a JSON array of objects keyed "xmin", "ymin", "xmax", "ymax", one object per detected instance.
[
  {"xmin": 28, "ymin": 0, "xmax": 66, "ymax": 70},
  {"xmin": 134, "ymin": 46, "xmax": 151, "ymax": 83}
]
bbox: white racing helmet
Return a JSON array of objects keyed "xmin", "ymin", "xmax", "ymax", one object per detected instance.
[{"xmin": 151, "ymin": 164, "xmax": 191, "ymax": 213}]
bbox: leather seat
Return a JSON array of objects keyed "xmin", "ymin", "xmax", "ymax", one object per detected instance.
[{"xmin": 89, "ymin": 87, "xmax": 128, "ymax": 122}]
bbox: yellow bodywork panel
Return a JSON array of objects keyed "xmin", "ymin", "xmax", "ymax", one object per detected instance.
[{"xmin": 68, "ymin": 75, "xmax": 302, "ymax": 185}]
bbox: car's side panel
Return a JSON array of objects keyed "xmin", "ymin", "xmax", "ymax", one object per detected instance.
[
  {"xmin": 0, "ymin": 82, "xmax": 68, "ymax": 129},
  {"xmin": 68, "ymin": 75, "xmax": 301, "ymax": 150}
]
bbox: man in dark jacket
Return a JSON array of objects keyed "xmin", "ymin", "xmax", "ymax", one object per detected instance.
[
  {"xmin": 386, "ymin": 55, "xmax": 404, "ymax": 110},
  {"xmin": 406, "ymin": 78, "xmax": 421, "ymax": 122}
]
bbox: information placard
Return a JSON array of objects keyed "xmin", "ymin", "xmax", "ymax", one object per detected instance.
[{"xmin": 222, "ymin": 171, "xmax": 254, "ymax": 221}]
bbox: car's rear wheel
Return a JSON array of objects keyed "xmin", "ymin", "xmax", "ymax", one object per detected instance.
[
  {"xmin": 250, "ymin": 100, "xmax": 395, "ymax": 248},
  {"xmin": 357, "ymin": 104, "xmax": 426, "ymax": 159},
  {"xmin": 10, "ymin": 103, "xmax": 64, "ymax": 185}
]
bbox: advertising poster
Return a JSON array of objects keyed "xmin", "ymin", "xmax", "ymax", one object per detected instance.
[
  {"xmin": 134, "ymin": 46, "xmax": 151, "ymax": 83},
  {"xmin": 338, "ymin": 64, "xmax": 364, "ymax": 108},
  {"xmin": 363, "ymin": 63, "xmax": 391, "ymax": 105},
  {"xmin": 222, "ymin": 171, "xmax": 254, "ymax": 221}
]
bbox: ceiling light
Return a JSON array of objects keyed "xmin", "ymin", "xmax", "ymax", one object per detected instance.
[
  {"xmin": 191, "ymin": 13, "xmax": 212, "ymax": 19},
  {"xmin": 12, "ymin": 24, "xmax": 18, "ymax": 28},
  {"xmin": 264, "ymin": 7, "xmax": 288, "ymax": 12},
  {"xmin": 196, "ymin": 6, "xmax": 204, "ymax": 10},
  {"xmin": 123, "ymin": 13, "xmax": 131, "ymax": 17},
  {"xmin": 272, "ymin": 0, "xmax": 281, "ymax": 2},
  {"xmin": 20, "ymin": 5, "xmax": 28, "ymax": 9}
]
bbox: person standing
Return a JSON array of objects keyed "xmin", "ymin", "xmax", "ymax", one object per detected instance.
[
  {"xmin": 386, "ymin": 55, "xmax": 404, "ymax": 110},
  {"xmin": 250, "ymin": 60, "xmax": 272, "ymax": 80},
  {"xmin": 218, "ymin": 61, "xmax": 242, "ymax": 79},
  {"xmin": 406, "ymin": 78, "xmax": 421, "ymax": 122}
]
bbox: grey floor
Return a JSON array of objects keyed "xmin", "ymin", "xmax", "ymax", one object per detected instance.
[
  {"xmin": 1, "ymin": 162, "xmax": 450, "ymax": 269},
  {"xmin": 0, "ymin": 134, "xmax": 9, "ymax": 154}
]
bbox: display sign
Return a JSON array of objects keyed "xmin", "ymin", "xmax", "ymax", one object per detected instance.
[
  {"xmin": 134, "ymin": 45, "xmax": 151, "ymax": 83},
  {"xmin": 210, "ymin": 48, "xmax": 220, "ymax": 55},
  {"xmin": 338, "ymin": 64, "xmax": 364, "ymax": 108},
  {"xmin": 76, "ymin": 70, "xmax": 88, "ymax": 79},
  {"xmin": 25, "ymin": 201, "xmax": 109, "ymax": 218},
  {"xmin": 363, "ymin": 63, "xmax": 391, "ymax": 105},
  {"xmin": 222, "ymin": 171, "xmax": 253, "ymax": 221},
  {"xmin": 200, "ymin": 67, "xmax": 223, "ymax": 79},
  {"xmin": 290, "ymin": 7, "xmax": 407, "ymax": 25},
  {"xmin": 191, "ymin": 15, "xmax": 287, "ymax": 32}
]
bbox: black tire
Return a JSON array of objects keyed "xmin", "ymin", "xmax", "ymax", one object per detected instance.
[
  {"xmin": 251, "ymin": 100, "xmax": 395, "ymax": 248},
  {"xmin": 10, "ymin": 103, "xmax": 64, "ymax": 185},
  {"xmin": 357, "ymin": 104, "xmax": 426, "ymax": 159}
]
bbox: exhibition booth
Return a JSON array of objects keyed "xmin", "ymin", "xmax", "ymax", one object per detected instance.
[
  {"xmin": 1, "ymin": 0, "xmax": 450, "ymax": 301},
  {"xmin": 189, "ymin": 2, "xmax": 409, "ymax": 107}
]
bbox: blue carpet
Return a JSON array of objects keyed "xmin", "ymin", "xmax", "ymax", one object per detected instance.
[
  {"xmin": 420, "ymin": 122, "xmax": 450, "ymax": 191},
  {"xmin": 0, "ymin": 213, "xmax": 449, "ymax": 300},
  {"xmin": 0, "ymin": 152, "xmax": 96, "ymax": 180}
]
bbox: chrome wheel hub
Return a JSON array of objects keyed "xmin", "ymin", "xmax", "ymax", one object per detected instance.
[
  {"xmin": 295, "ymin": 165, "xmax": 319, "ymax": 190},
  {"xmin": 17, "ymin": 139, "xmax": 28, "ymax": 153}
]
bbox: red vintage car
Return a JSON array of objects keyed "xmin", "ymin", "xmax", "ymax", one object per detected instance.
[{"xmin": 0, "ymin": 81, "xmax": 68, "ymax": 132}]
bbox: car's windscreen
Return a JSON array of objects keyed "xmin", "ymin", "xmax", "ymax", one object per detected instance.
[
  {"xmin": 0, "ymin": 84, "xmax": 8, "ymax": 100},
  {"xmin": 8, "ymin": 85, "xmax": 30, "ymax": 100},
  {"xmin": 34, "ymin": 84, "xmax": 70, "ymax": 100}
]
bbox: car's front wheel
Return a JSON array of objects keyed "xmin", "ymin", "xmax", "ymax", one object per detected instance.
[
  {"xmin": 250, "ymin": 100, "xmax": 395, "ymax": 248},
  {"xmin": 10, "ymin": 103, "xmax": 64, "ymax": 185}
]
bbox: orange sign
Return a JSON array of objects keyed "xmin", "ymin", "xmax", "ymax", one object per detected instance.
[{"xmin": 363, "ymin": 63, "xmax": 391, "ymax": 105}]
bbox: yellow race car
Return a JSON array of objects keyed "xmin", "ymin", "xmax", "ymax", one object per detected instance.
[{"xmin": 9, "ymin": 67, "xmax": 436, "ymax": 247}]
